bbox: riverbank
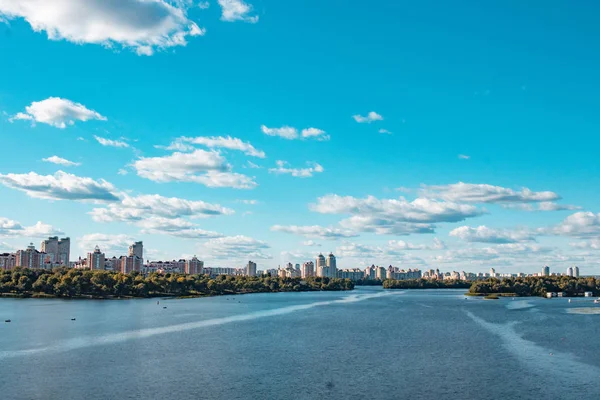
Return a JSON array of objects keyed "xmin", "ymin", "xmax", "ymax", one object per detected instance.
[{"xmin": 0, "ymin": 268, "xmax": 355, "ymax": 300}]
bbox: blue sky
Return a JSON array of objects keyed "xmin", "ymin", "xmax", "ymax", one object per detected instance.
[{"xmin": 1, "ymin": 0, "xmax": 600, "ymax": 274}]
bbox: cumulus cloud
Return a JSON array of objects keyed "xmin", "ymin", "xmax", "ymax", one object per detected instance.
[
  {"xmin": 77, "ymin": 233, "xmax": 135, "ymax": 255},
  {"xmin": 549, "ymin": 212, "xmax": 600, "ymax": 237},
  {"xmin": 132, "ymin": 150, "xmax": 256, "ymax": 189},
  {"xmin": 10, "ymin": 97, "xmax": 106, "ymax": 128},
  {"xmin": 449, "ymin": 225, "xmax": 536, "ymax": 244},
  {"xmin": 261, "ymin": 125, "xmax": 298, "ymax": 140},
  {"xmin": 269, "ymin": 161, "xmax": 324, "ymax": 178},
  {"xmin": 378, "ymin": 129, "xmax": 392, "ymax": 134},
  {"xmin": 432, "ymin": 243, "xmax": 553, "ymax": 265},
  {"xmin": 503, "ymin": 202, "xmax": 581, "ymax": 212},
  {"xmin": 334, "ymin": 242, "xmax": 428, "ymax": 267},
  {"xmin": 301, "ymin": 128, "xmax": 330, "ymax": 141},
  {"xmin": 94, "ymin": 135, "xmax": 129, "ymax": 148},
  {"xmin": 302, "ymin": 240, "xmax": 322, "ymax": 247},
  {"xmin": 570, "ymin": 238, "xmax": 600, "ymax": 250},
  {"xmin": 137, "ymin": 217, "xmax": 223, "ymax": 239},
  {"xmin": 0, "ymin": 171, "xmax": 120, "ymax": 202},
  {"xmin": 422, "ymin": 182, "xmax": 560, "ymax": 204},
  {"xmin": 201, "ymin": 235, "xmax": 271, "ymax": 260},
  {"xmin": 42, "ymin": 155, "xmax": 80, "ymax": 167},
  {"xmin": 218, "ymin": 0, "xmax": 258, "ymax": 23},
  {"xmin": 0, "ymin": 0, "xmax": 205, "ymax": 55},
  {"xmin": 0, "ymin": 217, "xmax": 63, "ymax": 238},
  {"xmin": 90, "ymin": 193, "xmax": 233, "ymax": 222},
  {"xmin": 310, "ymin": 194, "xmax": 484, "ymax": 236},
  {"xmin": 387, "ymin": 240, "xmax": 428, "ymax": 251},
  {"xmin": 271, "ymin": 225, "xmax": 358, "ymax": 239},
  {"xmin": 353, "ymin": 111, "xmax": 383, "ymax": 123},
  {"xmin": 162, "ymin": 136, "xmax": 265, "ymax": 158}
]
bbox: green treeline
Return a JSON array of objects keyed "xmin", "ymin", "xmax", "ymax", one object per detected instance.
[
  {"xmin": 468, "ymin": 276, "xmax": 600, "ymax": 297},
  {"xmin": 0, "ymin": 268, "xmax": 355, "ymax": 299},
  {"xmin": 383, "ymin": 279, "xmax": 471, "ymax": 289}
]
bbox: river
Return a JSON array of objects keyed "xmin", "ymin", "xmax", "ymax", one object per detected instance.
[{"xmin": 1, "ymin": 287, "xmax": 599, "ymax": 399}]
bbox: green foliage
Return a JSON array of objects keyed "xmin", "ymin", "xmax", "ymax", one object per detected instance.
[
  {"xmin": 468, "ymin": 276, "xmax": 599, "ymax": 297},
  {"xmin": 383, "ymin": 279, "xmax": 471, "ymax": 289},
  {"xmin": 0, "ymin": 267, "xmax": 354, "ymax": 299}
]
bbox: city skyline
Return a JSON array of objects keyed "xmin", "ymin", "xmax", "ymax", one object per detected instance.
[{"xmin": 2, "ymin": 1, "xmax": 600, "ymax": 273}]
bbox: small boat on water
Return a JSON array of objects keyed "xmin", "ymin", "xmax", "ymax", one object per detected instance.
[
  {"xmin": 71, "ymin": 318, "xmax": 76, "ymax": 321},
  {"xmin": 4, "ymin": 319, "xmax": 11, "ymax": 323},
  {"xmin": 163, "ymin": 306, "xmax": 167, "ymax": 309}
]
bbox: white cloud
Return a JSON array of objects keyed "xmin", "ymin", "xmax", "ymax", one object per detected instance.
[
  {"xmin": 271, "ymin": 225, "xmax": 358, "ymax": 239},
  {"xmin": 422, "ymin": 182, "xmax": 560, "ymax": 204},
  {"xmin": 42, "ymin": 155, "xmax": 80, "ymax": 167},
  {"xmin": 198, "ymin": 1, "xmax": 210, "ymax": 9},
  {"xmin": 269, "ymin": 161, "xmax": 324, "ymax": 178},
  {"xmin": 10, "ymin": 97, "xmax": 106, "ymax": 128},
  {"xmin": 378, "ymin": 129, "xmax": 392, "ymax": 134},
  {"xmin": 218, "ymin": 0, "xmax": 258, "ymax": 23},
  {"xmin": 301, "ymin": 128, "xmax": 330, "ymax": 141},
  {"xmin": 0, "ymin": 217, "xmax": 63, "ymax": 238},
  {"xmin": 117, "ymin": 169, "xmax": 128, "ymax": 176},
  {"xmin": 550, "ymin": 212, "xmax": 600, "ymax": 237},
  {"xmin": 137, "ymin": 217, "xmax": 223, "ymax": 239},
  {"xmin": 310, "ymin": 194, "xmax": 484, "ymax": 236},
  {"xmin": 302, "ymin": 240, "xmax": 322, "ymax": 247},
  {"xmin": 77, "ymin": 233, "xmax": 135, "ymax": 256},
  {"xmin": 502, "ymin": 202, "xmax": 580, "ymax": 212},
  {"xmin": 90, "ymin": 193, "xmax": 233, "ymax": 223},
  {"xmin": 261, "ymin": 125, "xmax": 298, "ymax": 140},
  {"xmin": 132, "ymin": 149, "xmax": 257, "ymax": 189},
  {"xmin": 94, "ymin": 135, "xmax": 129, "ymax": 148},
  {"xmin": 201, "ymin": 235, "xmax": 271, "ymax": 260},
  {"xmin": 166, "ymin": 136, "xmax": 266, "ymax": 158},
  {"xmin": 450, "ymin": 225, "xmax": 536, "ymax": 244},
  {"xmin": 387, "ymin": 240, "xmax": 428, "ymax": 251},
  {"xmin": 353, "ymin": 111, "xmax": 383, "ymax": 123},
  {"xmin": 246, "ymin": 161, "xmax": 262, "ymax": 169},
  {"xmin": 237, "ymin": 199, "xmax": 258, "ymax": 205},
  {"xmin": 0, "ymin": 171, "xmax": 120, "ymax": 202},
  {"xmin": 458, "ymin": 154, "xmax": 470, "ymax": 160},
  {"xmin": 570, "ymin": 238, "xmax": 600, "ymax": 250},
  {"xmin": 0, "ymin": 0, "xmax": 205, "ymax": 55}
]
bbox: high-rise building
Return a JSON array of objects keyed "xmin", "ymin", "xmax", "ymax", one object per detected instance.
[
  {"xmin": 542, "ymin": 265, "xmax": 550, "ymax": 276},
  {"xmin": 566, "ymin": 266, "xmax": 574, "ymax": 277},
  {"xmin": 245, "ymin": 260, "xmax": 257, "ymax": 276},
  {"xmin": 128, "ymin": 241, "xmax": 143, "ymax": 261},
  {"xmin": 574, "ymin": 266, "xmax": 580, "ymax": 277},
  {"xmin": 326, "ymin": 253, "xmax": 337, "ymax": 278},
  {"xmin": 185, "ymin": 256, "xmax": 204, "ymax": 275},
  {"xmin": 40, "ymin": 236, "xmax": 70, "ymax": 266},
  {"xmin": 121, "ymin": 255, "xmax": 142, "ymax": 274},
  {"xmin": 16, "ymin": 243, "xmax": 45, "ymax": 269},
  {"xmin": 316, "ymin": 253, "xmax": 326, "ymax": 277},
  {"xmin": 0, "ymin": 253, "xmax": 16, "ymax": 270},
  {"xmin": 301, "ymin": 261, "xmax": 315, "ymax": 278},
  {"xmin": 376, "ymin": 266, "xmax": 387, "ymax": 280},
  {"xmin": 87, "ymin": 246, "xmax": 106, "ymax": 270}
]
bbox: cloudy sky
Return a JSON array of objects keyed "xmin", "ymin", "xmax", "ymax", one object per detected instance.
[{"xmin": 1, "ymin": 0, "xmax": 599, "ymax": 274}]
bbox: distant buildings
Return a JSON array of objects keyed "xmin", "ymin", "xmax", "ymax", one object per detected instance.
[
  {"xmin": 186, "ymin": 256, "xmax": 204, "ymax": 275},
  {"xmin": 567, "ymin": 266, "xmax": 574, "ymax": 277},
  {"xmin": 16, "ymin": 243, "xmax": 45, "ymax": 269},
  {"xmin": 0, "ymin": 253, "xmax": 16, "ymax": 270},
  {"xmin": 129, "ymin": 241, "xmax": 143, "ymax": 263},
  {"xmin": 301, "ymin": 261, "xmax": 314, "ymax": 278},
  {"xmin": 41, "ymin": 236, "xmax": 70, "ymax": 266},
  {"xmin": 87, "ymin": 246, "xmax": 105, "ymax": 270},
  {"xmin": 246, "ymin": 261, "xmax": 257, "ymax": 277},
  {"xmin": 542, "ymin": 265, "xmax": 550, "ymax": 276},
  {"xmin": 316, "ymin": 253, "xmax": 337, "ymax": 278}
]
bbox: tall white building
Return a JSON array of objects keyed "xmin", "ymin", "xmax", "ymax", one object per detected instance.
[
  {"xmin": 542, "ymin": 266, "xmax": 550, "ymax": 276},
  {"xmin": 566, "ymin": 266, "xmax": 574, "ymax": 277},
  {"xmin": 246, "ymin": 260, "xmax": 257, "ymax": 277},
  {"xmin": 316, "ymin": 253, "xmax": 326, "ymax": 277},
  {"xmin": 574, "ymin": 266, "xmax": 580, "ymax": 277},
  {"xmin": 326, "ymin": 253, "xmax": 337, "ymax": 278}
]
